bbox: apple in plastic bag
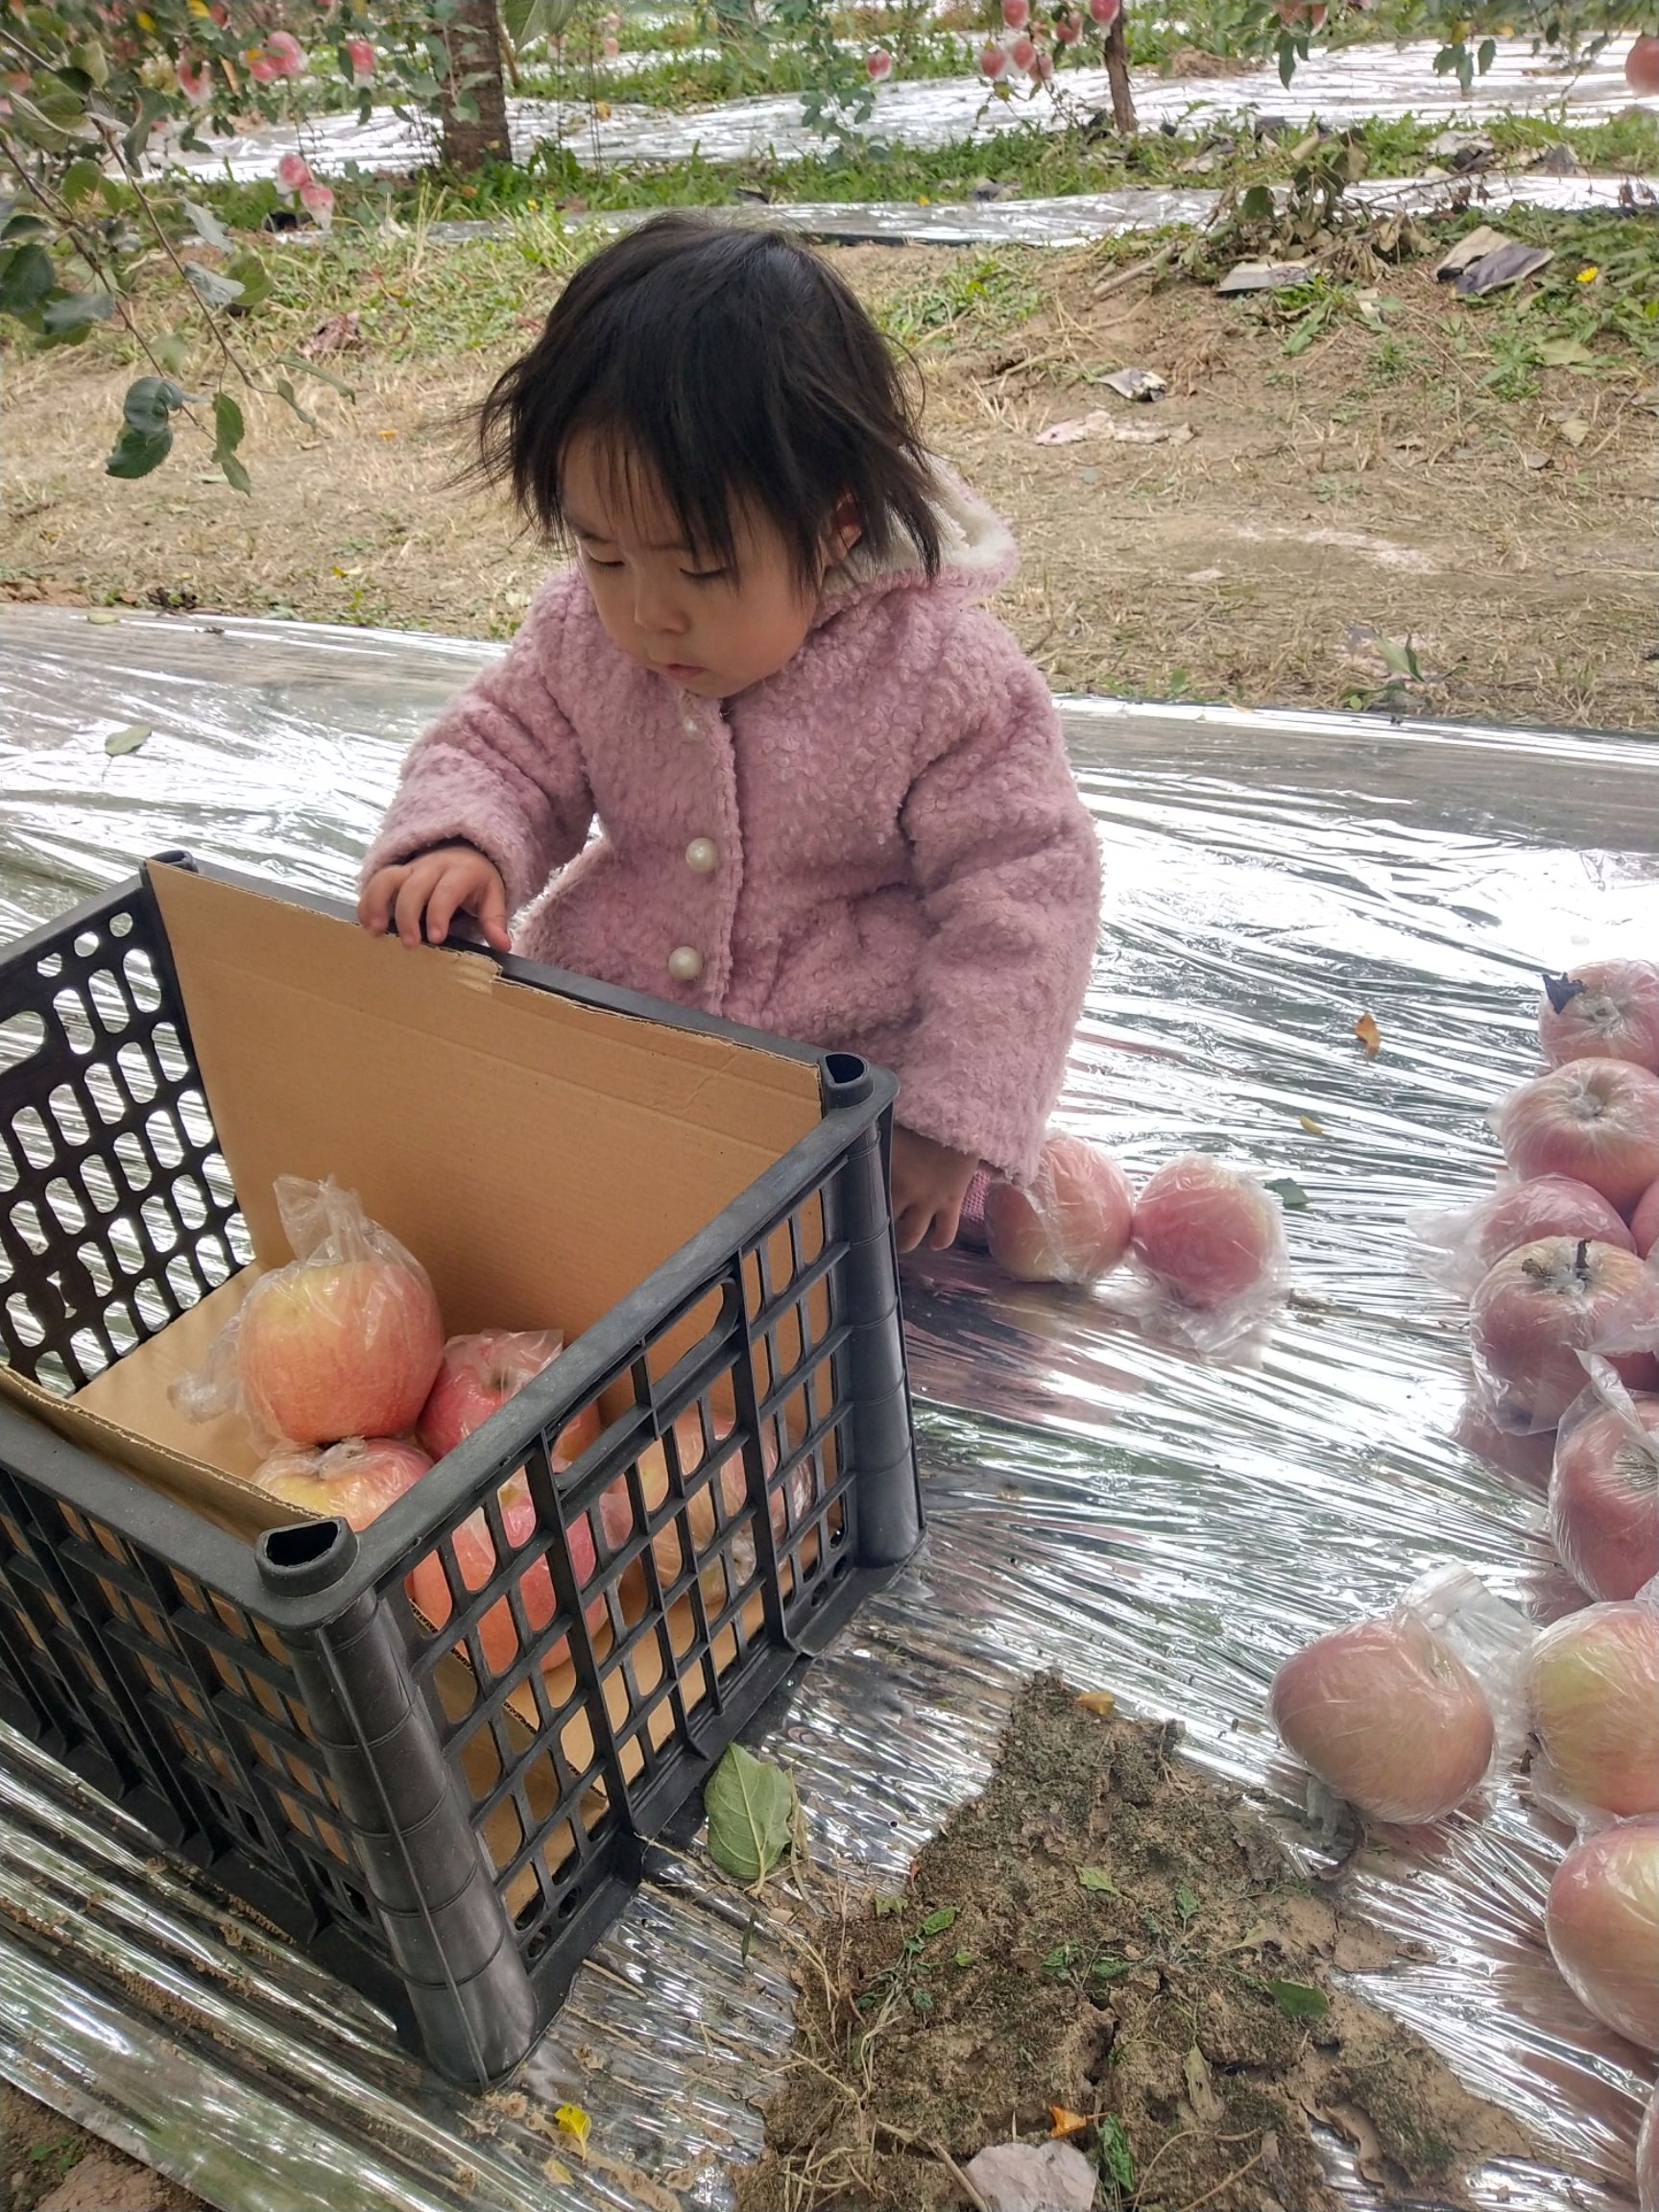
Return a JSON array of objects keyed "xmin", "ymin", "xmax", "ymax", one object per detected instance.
[
  {"xmin": 1470, "ymin": 1238, "xmax": 1659, "ymax": 1432},
  {"xmin": 597, "ymin": 1407, "xmax": 798, "ymax": 1587},
  {"xmin": 1546, "ymin": 1819, "xmax": 1659, "ymax": 2052},
  {"xmin": 1538, "ymin": 960, "xmax": 1659, "ymax": 1072},
  {"xmin": 254, "ymin": 1436, "xmax": 432, "ymax": 1531},
  {"xmin": 1131, "ymin": 1155, "xmax": 1284, "ymax": 1309},
  {"xmin": 1499, "ymin": 1060, "xmax": 1659, "ymax": 1214},
  {"xmin": 1268, "ymin": 1614, "xmax": 1494, "ymax": 1825},
  {"xmin": 1631, "ymin": 1177, "xmax": 1659, "ymax": 1260},
  {"xmin": 1639, "ymin": 2080, "xmax": 1658, "ymax": 2212},
  {"xmin": 1466, "ymin": 1176, "xmax": 1634, "ymax": 1279},
  {"xmin": 407, "ymin": 1481, "xmax": 605, "ymax": 1676},
  {"xmin": 239, "ymin": 1258, "xmax": 444, "ymax": 1445},
  {"xmin": 1525, "ymin": 1605, "xmax": 1659, "ymax": 1818},
  {"xmin": 985, "ymin": 1135, "xmax": 1136, "ymax": 1286},
  {"xmin": 1550, "ymin": 1393, "xmax": 1659, "ymax": 1599},
  {"xmin": 418, "ymin": 1327, "xmax": 602, "ymax": 1472}
]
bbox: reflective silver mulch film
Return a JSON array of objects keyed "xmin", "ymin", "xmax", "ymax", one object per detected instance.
[{"xmin": 0, "ymin": 607, "xmax": 1654, "ymax": 2211}]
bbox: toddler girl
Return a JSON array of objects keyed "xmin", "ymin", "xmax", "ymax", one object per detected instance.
[{"xmin": 359, "ymin": 213, "xmax": 1100, "ymax": 1255}]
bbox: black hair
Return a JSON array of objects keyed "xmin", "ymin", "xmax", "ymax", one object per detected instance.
[{"xmin": 474, "ymin": 212, "xmax": 942, "ymax": 589}]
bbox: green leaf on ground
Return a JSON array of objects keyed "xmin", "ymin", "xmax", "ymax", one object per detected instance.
[
  {"xmin": 1268, "ymin": 1977, "xmax": 1330, "ymax": 2019},
  {"xmin": 705, "ymin": 1743, "xmax": 793, "ymax": 1884},
  {"xmin": 103, "ymin": 723, "xmax": 152, "ymax": 757}
]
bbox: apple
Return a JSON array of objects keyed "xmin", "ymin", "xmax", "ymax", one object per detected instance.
[
  {"xmin": 1276, "ymin": 0, "xmax": 1328, "ymax": 22},
  {"xmin": 406, "ymin": 1479, "xmax": 606, "ymax": 1677},
  {"xmin": 978, "ymin": 40, "xmax": 1008, "ymax": 74},
  {"xmin": 1499, "ymin": 1059, "xmax": 1659, "ymax": 1214},
  {"xmin": 1468, "ymin": 1177, "xmax": 1633, "ymax": 1283},
  {"xmin": 254, "ymin": 1435, "xmax": 431, "ymax": 1530},
  {"xmin": 418, "ymin": 1327, "xmax": 600, "ymax": 1475},
  {"xmin": 598, "ymin": 1407, "xmax": 797, "ymax": 1588},
  {"xmin": 865, "ymin": 46, "xmax": 892, "ymax": 78},
  {"xmin": 1626, "ymin": 33, "xmax": 1659, "ymax": 96},
  {"xmin": 237, "ymin": 1257, "xmax": 444, "ymax": 1445},
  {"xmin": 1471, "ymin": 1238, "xmax": 1659, "ymax": 1432},
  {"xmin": 1550, "ymin": 1392, "xmax": 1659, "ymax": 1599},
  {"xmin": 1632, "ymin": 1177, "xmax": 1659, "ymax": 1259},
  {"xmin": 985, "ymin": 1136, "xmax": 1136, "ymax": 1286},
  {"xmin": 1003, "ymin": 0, "xmax": 1030, "ymax": 25},
  {"xmin": 1088, "ymin": 0, "xmax": 1121, "ymax": 22},
  {"xmin": 1009, "ymin": 33, "xmax": 1037, "ymax": 67},
  {"xmin": 1540, "ymin": 960, "xmax": 1659, "ymax": 1071},
  {"xmin": 1270, "ymin": 1613, "xmax": 1494, "ymax": 1825},
  {"xmin": 1131, "ymin": 1155, "xmax": 1285, "ymax": 1309},
  {"xmin": 1455, "ymin": 1391, "xmax": 1557, "ymax": 1486},
  {"xmin": 1525, "ymin": 1604, "xmax": 1659, "ymax": 1818},
  {"xmin": 1546, "ymin": 1819, "xmax": 1659, "ymax": 2052}
]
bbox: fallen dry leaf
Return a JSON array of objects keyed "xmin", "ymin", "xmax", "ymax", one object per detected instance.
[
  {"xmin": 1076, "ymin": 1690, "xmax": 1117, "ymax": 1716},
  {"xmin": 1298, "ymin": 1113, "xmax": 1326, "ymax": 1137},
  {"xmin": 1353, "ymin": 1012, "xmax": 1381, "ymax": 1059},
  {"xmin": 1047, "ymin": 2105, "xmax": 1091, "ymax": 2138},
  {"xmin": 300, "ymin": 309, "xmax": 362, "ymax": 358}
]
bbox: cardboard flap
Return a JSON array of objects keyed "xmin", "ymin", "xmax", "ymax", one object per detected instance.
[{"xmin": 148, "ymin": 863, "xmax": 822, "ymax": 1343}]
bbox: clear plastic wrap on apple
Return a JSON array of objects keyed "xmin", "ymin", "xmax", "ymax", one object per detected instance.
[
  {"xmin": 1470, "ymin": 1238, "xmax": 1659, "ymax": 1432},
  {"xmin": 254, "ymin": 1436, "xmax": 432, "ymax": 1530},
  {"xmin": 1130, "ymin": 1155, "xmax": 1286, "ymax": 1309},
  {"xmin": 238, "ymin": 1258, "xmax": 444, "ymax": 1445},
  {"xmin": 1546, "ymin": 1818, "xmax": 1659, "ymax": 2052},
  {"xmin": 1499, "ymin": 1060, "xmax": 1659, "ymax": 1214},
  {"xmin": 1539, "ymin": 961, "xmax": 1659, "ymax": 1072},
  {"xmin": 1525, "ymin": 1605, "xmax": 1659, "ymax": 1818},
  {"xmin": 1269, "ymin": 1614, "xmax": 1495, "ymax": 1825},
  {"xmin": 1550, "ymin": 1393, "xmax": 1659, "ymax": 1599},
  {"xmin": 406, "ymin": 1480, "xmax": 606, "ymax": 1676},
  {"xmin": 985, "ymin": 1135, "xmax": 1136, "ymax": 1286}
]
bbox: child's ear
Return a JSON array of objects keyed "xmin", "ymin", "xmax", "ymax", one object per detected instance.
[{"xmin": 829, "ymin": 492, "xmax": 863, "ymax": 563}]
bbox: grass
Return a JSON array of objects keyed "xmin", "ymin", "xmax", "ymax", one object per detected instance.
[{"xmin": 184, "ymin": 102, "xmax": 1659, "ymax": 238}]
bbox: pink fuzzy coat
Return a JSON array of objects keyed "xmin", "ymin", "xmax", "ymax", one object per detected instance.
[{"xmin": 363, "ymin": 472, "xmax": 1100, "ymax": 1184}]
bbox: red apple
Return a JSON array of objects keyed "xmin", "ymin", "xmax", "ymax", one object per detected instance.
[
  {"xmin": 1270, "ymin": 1613, "xmax": 1494, "ymax": 1825},
  {"xmin": 1626, "ymin": 33, "xmax": 1659, "ymax": 96},
  {"xmin": 1550, "ymin": 1392, "xmax": 1659, "ymax": 1599},
  {"xmin": 1002, "ymin": 0, "xmax": 1030, "ymax": 26},
  {"xmin": 254, "ymin": 1435, "xmax": 431, "ymax": 1530},
  {"xmin": 1540, "ymin": 960, "xmax": 1659, "ymax": 1072},
  {"xmin": 1470, "ymin": 1177, "xmax": 1633, "ymax": 1280},
  {"xmin": 1639, "ymin": 2081, "xmax": 1658, "ymax": 2212},
  {"xmin": 978, "ymin": 39, "xmax": 1008, "ymax": 74},
  {"xmin": 238, "ymin": 1257, "xmax": 444, "ymax": 1445},
  {"xmin": 1547, "ymin": 1819, "xmax": 1659, "ymax": 2052},
  {"xmin": 1525, "ymin": 1605, "xmax": 1659, "ymax": 1817},
  {"xmin": 1499, "ymin": 1060, "xmax": 1659, "ymax": 1214},
  {"xmin": 598, "ymin": 1407, "xmax": 796, "ymax": 1588},
  {"xmin": 1633, "ymin": 1177, "xmax": 1659, "ymax": 1259},
  {"xmin": 985, "ymin": 1136, "xmax": 1136, "ymax": 1286},
  {"xmin": 407, "ymin": 1479, "xmax": 605, "ymax": 1676},
  {"xmin": 418, "ymin": 1327, "xmax": 599, "ymax": 1472},
  {"xmin": 1131, "ymin": 1155, "xmax": 1285, "ymax": 1309},
  {"xmin": 1471, "ymin": 1238, "xmax": 1659, "ymax": 1432},
  {"xmin": 1088, "ymin": 0, "xmax": 1121, "ymax": 22},
  {"xmin": 1455, "ymin": 1391, "xmax": 1557, "ymax": 1486},
  {"xmin": 1009, "ymin": 33, "xmax": 1037, "ymax": 67}
]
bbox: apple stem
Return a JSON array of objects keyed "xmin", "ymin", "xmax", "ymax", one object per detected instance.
[{"xmin": 1574, "ymin": 1238, "xmax": 1592, "ymax": 1286}]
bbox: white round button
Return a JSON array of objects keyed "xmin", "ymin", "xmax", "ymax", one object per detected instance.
[
  {"xmin": 685, "ymin": 837, "xmax": 718, "ymax": 874},
  {"xmin": 668, "ymin": 945, "xmax": 704, "ymax": 983}
]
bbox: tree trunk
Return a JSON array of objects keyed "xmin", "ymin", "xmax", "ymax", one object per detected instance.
[
  {"xmin": 1102, "ymin": 12, "xmax": 1136, "ymax": 134},
  {"xmin": 440, "ymin": 0, "xmax": 512, "ymax": 171}
]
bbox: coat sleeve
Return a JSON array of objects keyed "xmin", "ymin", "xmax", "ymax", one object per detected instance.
[
  {"xmin": 360, "ymin": 580, "xmax": 595, "ymax": 918},
  {"xmin": 896, "ymin": 612, "xmax": 1100, "ymax": 1186}
]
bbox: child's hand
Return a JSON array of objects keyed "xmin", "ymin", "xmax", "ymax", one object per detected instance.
[
  {"xmin": 890, "ymin": 1126, "xmax": 979, "ymax": 1255},
  {"xmin": 358, "ymin": 844, "xmax": 511, "ymax": 954}
]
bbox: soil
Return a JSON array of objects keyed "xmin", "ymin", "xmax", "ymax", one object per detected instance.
[
  {"xmin": 0, "ymin": 2085, "xmax": 203, "ymax": 2212},
  {"xmin": 734, "ymin": 1675, "xmax": 1537, "ymax": 2212},
  {"xmin": 2, "ymin": 240, "xmax": 1654, "ymax": 729}
]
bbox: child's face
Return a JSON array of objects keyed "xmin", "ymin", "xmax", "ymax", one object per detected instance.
[{"xmin": 563, "ymin": 437, "xmax": 847, "ymax": 699}]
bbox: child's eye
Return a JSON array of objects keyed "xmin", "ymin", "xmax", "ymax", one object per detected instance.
[
  {"xmin": 584, "ymin": 553, "xmax": 624, "ymax": 570},
  {"xmin": 683, "ymin": 567, "xmax": 730, "ymax": 585}
]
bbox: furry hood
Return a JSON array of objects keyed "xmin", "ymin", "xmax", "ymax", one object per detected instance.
[{"xmin": 817, "ymin": 461, "xmax": 1019, "ymax": 619}]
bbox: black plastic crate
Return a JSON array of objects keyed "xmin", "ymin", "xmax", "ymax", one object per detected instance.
[{"xmin": 0, "ymin": 855, "xmax": 921, "ymax": 2085}]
